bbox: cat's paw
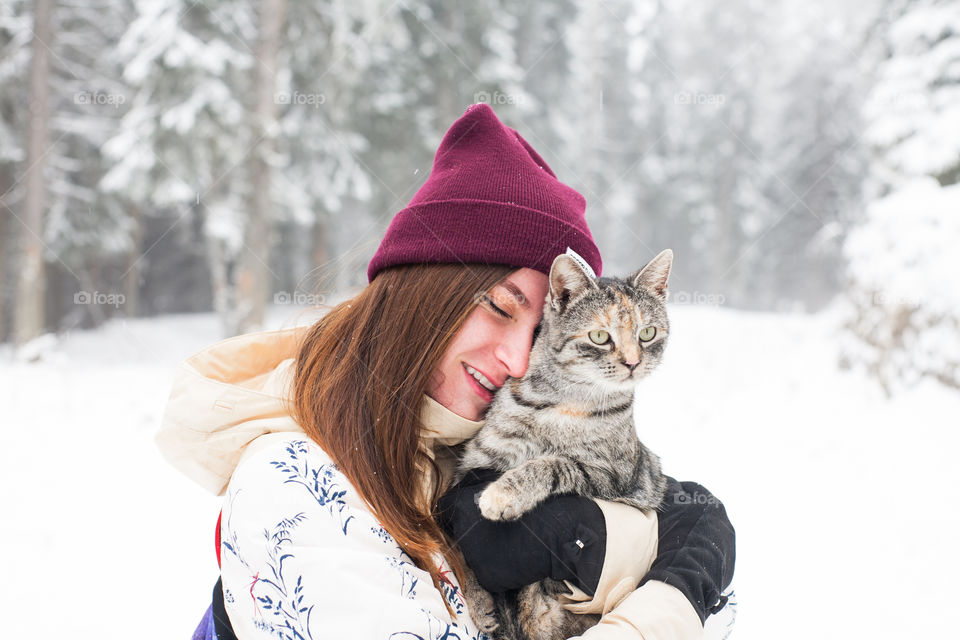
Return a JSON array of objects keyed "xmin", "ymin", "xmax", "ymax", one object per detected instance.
[
  {"xmin": 478, "ymin": 480, "xmax": 528, "ymax": 521},
  {"xmin": 465, "ymin": 589, "xmax": 499, "ymax": 634}
]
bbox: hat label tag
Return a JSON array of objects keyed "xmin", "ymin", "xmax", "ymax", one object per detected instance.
[{"xmin": 565, "ymin": 247, "xmax": 597, "ymax": 278}]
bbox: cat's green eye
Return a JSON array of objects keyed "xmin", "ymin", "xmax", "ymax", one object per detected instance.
[
  {"xmin": 639, "ymin": 326, "xmax": 656, "ymax": 342},
  {"xmin": 588, "ymin": 329, "xmax": 610, "ymax": 345}
]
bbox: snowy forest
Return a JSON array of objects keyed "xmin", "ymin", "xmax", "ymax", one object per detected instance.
[
  {"xmin": 2, "ymin": 2, "xmax": 960, "ymax": 638},
  {"xmin": 1, "ymin": 0, "xmax": 958, "ymax": 391}
]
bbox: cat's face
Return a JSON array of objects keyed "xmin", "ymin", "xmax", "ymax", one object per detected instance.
[{"xmin": 540, "ymin": 251, "xmax": 673, "ymax": 391}]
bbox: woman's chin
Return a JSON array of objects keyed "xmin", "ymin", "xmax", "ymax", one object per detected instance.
[{"xmin": 450, "ymin": 398, "xmax": 485, "ymax": 422}]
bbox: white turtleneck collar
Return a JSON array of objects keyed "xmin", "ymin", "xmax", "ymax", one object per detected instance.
[{"xmin": 418, "ymin": 393, "xmax": 484, "ymax": 449}]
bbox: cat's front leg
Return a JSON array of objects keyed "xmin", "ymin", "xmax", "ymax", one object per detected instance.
[
  {"xmin": 459, "ymin": 564, "xmax": 500, "ymax": 635},
  {"xmin": 478, "ymin": 456, "xmax": 578, "ymax": 521},
  {"xmin": 477, "ymin": 471, "xmax": 537, "ymax": 521}
]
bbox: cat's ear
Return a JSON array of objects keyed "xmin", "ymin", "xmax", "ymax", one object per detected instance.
[
  {"xmin": 548, "ymin": 254, "xmax": 597, "ymax": 312},
  {"xmin": 631, "ymin": 249, "xmax": 673, "ymax": 300}
]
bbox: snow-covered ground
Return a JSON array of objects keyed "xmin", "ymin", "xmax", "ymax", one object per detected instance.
[{"xmin": 1, "ymin": 303, "xmax": 956, "ymax": 639}]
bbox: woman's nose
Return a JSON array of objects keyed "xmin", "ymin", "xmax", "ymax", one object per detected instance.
[{"xmin": 495, "ymin": 327, "xmax": 535, "ymax": 379}]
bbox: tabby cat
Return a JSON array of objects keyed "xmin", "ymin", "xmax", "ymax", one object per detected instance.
[{"xmin": 453, "ymin": 249, "xmax": 674, "ymax": 640}]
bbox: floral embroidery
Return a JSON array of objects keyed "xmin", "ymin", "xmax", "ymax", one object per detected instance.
[
  {"xmin": 269, "ymin": 440, "xmax": 355, "ymax": 534},
  {"xmin": 371, "ymin": 525, "xmax": 393, "ymax": 543},
  {"xmin": 223, "ymin": 439, "xmax": 488, "ymax": 640},
  {"xmin": 388, "ymin": 608, "xmax": 489, "ymax": 640},
  {"xmin": 222, "ymin": 500, "xmax": 314, "ymax": 640},
  {"xmin": 386, "ymin": 556, "xmax": 420, "ymax": 599},
  {"xmin": 437, "ymin": 568, "xmax": 466, "ymax": 616}
]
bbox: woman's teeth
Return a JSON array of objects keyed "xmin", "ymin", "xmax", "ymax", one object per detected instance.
[{"xmin": 464, "ymin": 364, "xmax": 497, "ymax": 392}]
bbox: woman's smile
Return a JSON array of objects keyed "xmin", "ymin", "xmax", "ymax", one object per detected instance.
[{"xmin": 463, "ymin": 362, "xmax": 497, "ymax": 402}]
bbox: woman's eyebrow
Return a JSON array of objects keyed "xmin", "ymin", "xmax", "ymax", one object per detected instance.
[{"xmin": 499, "ymin": 281, "xmax": 530, "ymax": 309}]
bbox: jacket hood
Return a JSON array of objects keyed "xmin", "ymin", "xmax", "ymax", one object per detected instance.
[
  {"xmin": 157, "ymin": 326, "xmax": 485, "ymax": 497},
  {"xmin": 156, "ymin": 327, "xmax": 307, "ymax": 496}
]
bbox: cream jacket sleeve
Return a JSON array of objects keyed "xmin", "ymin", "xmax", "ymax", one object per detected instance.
[{"xmin": 560, "ymin": 500, "xmax": 703, "ymax": 640}]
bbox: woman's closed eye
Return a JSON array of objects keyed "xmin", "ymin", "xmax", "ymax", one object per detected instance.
[{"xmin": 481, "ymin": 295, "xmax": 512, "ymax": 319}]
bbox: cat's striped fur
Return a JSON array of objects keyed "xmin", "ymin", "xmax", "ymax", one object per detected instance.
[{"xmin": 455, "ymin": 249, "xmax": 674, "ymax": 640}]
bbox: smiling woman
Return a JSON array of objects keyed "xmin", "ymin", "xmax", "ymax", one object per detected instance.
[
  {"xmin": 428, "ymin": 269, "xmax": 549, "ymax": 420},
  {"xmin": 157, "ymin": 103, "xmax": 733, "ymax": 640}
]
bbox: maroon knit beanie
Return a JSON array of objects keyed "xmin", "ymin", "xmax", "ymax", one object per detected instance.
[{"xmin": 367, "ymin": 103, "xmax": 602, "ymax": 282}]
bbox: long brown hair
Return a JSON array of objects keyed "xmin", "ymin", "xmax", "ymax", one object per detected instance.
[{"xmin": 289, "ymin": 262, "xmax": 516, "ymax": 613}]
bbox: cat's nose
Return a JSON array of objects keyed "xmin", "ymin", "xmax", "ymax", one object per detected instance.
[{"xmin": 623, "ymin": 359, "xmax": 640, "ymax": 372}]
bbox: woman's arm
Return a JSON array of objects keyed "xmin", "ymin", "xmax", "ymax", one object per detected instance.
[
  {"xmin": 569, "ymin": 478, "xmax": 736, "ymax": 639},
  {"xmin": 439, "ymin": 473, "xmax": 735, "ymax": 640},
  {"xmin": 438, "ymin": 468, "xmax": 610, "ymax": 595},
  {"xmin": 438, "ymin": 471, "xmax": 664, "ymax": 615},
  {"xmin": 221, "ymin": 434, "xmax": 487, "ymax": 640},
  {"xmin": 639, "ymin": 478, "xmax": 736, "ymax": 623}
]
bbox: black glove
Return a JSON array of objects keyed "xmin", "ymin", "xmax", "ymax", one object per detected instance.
[
  {"xmin": 639, "ymin": 476, "xmax": 736, "ymax": 624},
  {"xmin": 437, "ymin": 469, "xmax": 606, "ymax": 595}
]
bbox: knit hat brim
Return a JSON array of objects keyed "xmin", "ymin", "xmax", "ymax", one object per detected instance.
[{"xmin": 367, "ymin": 198, "xmax": 600, "ymax": 279}]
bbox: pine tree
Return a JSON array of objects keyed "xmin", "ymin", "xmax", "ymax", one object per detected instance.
[
  {"xmin": 104, "ymin": 0, "xmax": 256, "ymax": 336},
  {"xmin": 340, "ymin": 1, "xmax": 528, "ymax": 287},
  {"xmin": 0, "ymin": 0, "xmax": 31, "ymax": 342},
  {"xmin": 555, "ymin": 0, "xmax": 643, "ymax": 276},
  {"xmin": 619, "ymin": 0, "xmax": 774, "ymax": 304},
  {"xmin": 45, "ymin": 0, "xmax": 135, "ymax": 328},
  {"xmin": 270, "ymin": 0, "xmax": 384, "ymax": 294},
  {"xmin": 751, "ymin": 2, "xmax": 866, "ymax": 311},
  {"xmin": 842, "ymin": 0, "xmax": 960, "ymax": 392}
]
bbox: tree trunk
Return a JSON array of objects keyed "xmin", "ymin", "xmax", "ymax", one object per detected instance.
[
  {"xmin": 124, "ymin": 204, "xmax": 143, "ymax": 317},
  {"xmin": 0, "ymin": 164, "xmax": 15, "ymax": 342},
  {"xmin": 207, "ymin": 234, "xmax": 238, "ymax": 338},
  {"xmin": 236, "ymin": 0, "xmax": 287, "ymax": 334},
  {"xmin": 311, "ymin": 211, "xmax": 328, "ymax": 273},
  {"xmin": 14, "ymin": 0, "xmax": 52, "ymax": 346}
]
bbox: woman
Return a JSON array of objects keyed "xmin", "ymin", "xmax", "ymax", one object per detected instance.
[{"xmin": 158, "ymin": 104, "xmax": 735, "ymax": 640}]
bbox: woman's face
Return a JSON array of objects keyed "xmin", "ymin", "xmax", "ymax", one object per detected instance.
[{"xmin": 427, "ymin": 268, "xmax": 549, "ymax": 421}]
